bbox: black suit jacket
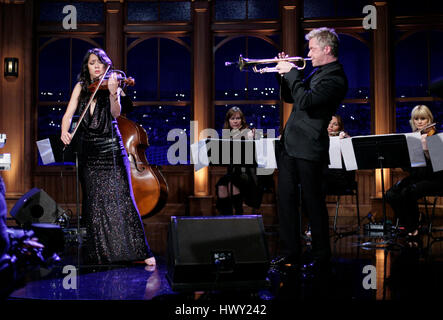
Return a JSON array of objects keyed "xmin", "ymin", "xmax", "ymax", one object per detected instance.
[{"xmin": 279, "ymin": 60, "xmax": 348, "ymax": 162}]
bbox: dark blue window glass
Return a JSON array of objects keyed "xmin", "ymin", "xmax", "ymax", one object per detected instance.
[
  {"xmin": 304, "ymin": 0, "xmax": 335, "ymax": 18},
  {"xmin": 159, "ymin": 39, "xmax": 191, "ymax": 101},
  {"xmin": 37, "ymin": 105, "xmax": 66, "ymax": 141},
  {"xmin": 39, "ymin": 38, "xmax": 103, "ymax": 102},
  {"xmin": 430, "ymin": 31, "xmax": 443, "ymax": 84},
  {"xmin": 336, "ymin": 104, "xmax": 371, "ymax": 136},
  {"xmin": 126, "ymin": 105, "xmax": 191, "ymax": 165},
  {"xmin": 338, "ymin": 34, "xmax": 370, "ymax": 99},
  {"xmin": 127, "ymin": 37, "xmax": 138, "ymax": 47},
  {"xmin": 336, "ymin": 0, "xmax": 369, "ymax": 17},
  {"xmin": 216, "ymin": 36, "xmax": 279, "ymax": 100},
  {"xmin": 247, "ymin": 37, "xmax": 280, "ymax": 100},
  {"xmin": 127, "ymin": 2, "xmax": 158, "ymax": 21},
  {"xmin": 127, "ymin": 38, "xmax": 158, "ymax": 101},
  {"xmin": 395, "ymin": 32, "xmax": 428, "ymax": 98},
  {"xmin": 215, "ymin": 0, "xmax": 246, "ymax": 21},
  {"xmin": 39, "ymin": 38, "xmax": 71, "ymax": 102},
  {"xmin": 71, "ymin": 39, "xmax": 103, "ymax": 87},
  {"xmin": 215, "ymin": 104, "xmax": 280, "ymax": 137},
  {"xmin": 159, "ymin": 2, "xmax": 191, "ymax": 21},
  {"xmin": 39, "ymin": 1, "xmax": 103, "ymax": 22},
  {"xmin": 247, "ymin": 0, "xmax": 278, "ymax": 20},
  {"xmin": 127, "ymin": 38, "xmax": 191, "ymax": 102},
  {"xmin": 37, "ymin": 105, "xmax": 68, "ymax": 166},
  {"xmin": 392, "ymin": 0, "xmax": 443, "ymax": 16},
  {"xmin": 216, "ymin": 37, "xmax": 247, "ymax": 100},
  {"xmin": 127, "ymin": 1, "xmax": 191, "ymax": 21},
  {"xmin": 432, "ymin": 101, "xmax": 443, "ymax": 133}
]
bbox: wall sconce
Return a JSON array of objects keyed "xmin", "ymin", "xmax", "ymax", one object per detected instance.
[{"xmin": 4, "ymin": 58, "xmax": 19, "ymax": 77}]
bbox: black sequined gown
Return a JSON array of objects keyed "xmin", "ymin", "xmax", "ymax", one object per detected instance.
[{"xmin": 77, "ymin": 91, "xmax": 153, "ymax": 264}]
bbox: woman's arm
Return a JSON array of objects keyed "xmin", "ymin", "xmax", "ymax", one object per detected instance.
[
  {"xmin": 60, "ymin": 82, "xmax": 82, "ymax": 145},
  {"xmin": 108, "ymin": 72, "xmax": 121, "ymax": 118}
]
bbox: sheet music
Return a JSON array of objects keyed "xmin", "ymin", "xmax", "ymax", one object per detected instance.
[
  {"xmin": 404, "ymin": 132, "xmax": 426, "ymax": 167},
  {"xmin": 427, "ymin": 133, "xmax": 443, "ymax": 172},
  {"xmin": 0, "ymin": 153, "xmax": 10, "ymax": 170},
  {"xmin": 328, "ymin": 136, "xmax": 342, "ymax": 169},
  {"xmin": 191, "ymin": 138, "xmax": 278, "ymax": 172},
  {"xmin": 190, "ymin": 139, "xmax": 209, "ymax": 171},
  {"xmin": 36, "ymin": 138, "xmax": 56, "ymax": 165},
  {"xmin": 340, "ymin": 137, "xmax": 358, "ymax": 171},
  {"xmin": 255, "ymin": 138, "xmax": 277, "ymax": 169}
]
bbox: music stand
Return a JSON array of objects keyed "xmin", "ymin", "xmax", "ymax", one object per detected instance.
[
  {"xmin": 205, "ymin": 138, "xmax": 257, "ymax": 168},
  {"xmin": 205, "ymin": 138, "xmax": 257, "ymax": 214},
  {"xmin": 352, "ymin": 134, "xmax": 411, "ymax": 234},
  {"xmin": 40, "ymin": 136, "xmax": 82, "ymax": 243}
]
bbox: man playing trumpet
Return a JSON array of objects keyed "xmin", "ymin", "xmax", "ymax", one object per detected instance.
[{"xmin": 272, "ymin": 27, "xmax": 348, "ymax": 275}]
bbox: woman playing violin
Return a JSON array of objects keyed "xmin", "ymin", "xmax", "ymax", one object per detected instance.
[
  {"xmin": 60, "ymin": 48, "xmax": 155, "ymax": 266},
  {"xmin": 215, "ymin": 107, "xmax": 262, "ymax": 215},
  {"xmin": 386, "ymin": 105, "xmax": 443, "ymax": 240}
]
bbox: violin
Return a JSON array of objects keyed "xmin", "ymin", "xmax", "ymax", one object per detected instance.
[
  {"xmin": 88, "ymin": 70, "xmax": 135, "ymax": 92},
  {"xmin": 419, "ymin": 123, "xmax": 437, "ymax": 136}
]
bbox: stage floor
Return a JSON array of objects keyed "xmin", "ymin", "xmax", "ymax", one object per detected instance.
[{"xmin": 6, "ymin": 221, "xmax": 443, "ymax": 312}]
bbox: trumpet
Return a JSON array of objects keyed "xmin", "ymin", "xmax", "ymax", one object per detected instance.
[{"xmin": 225, "ymin": 55, "xmax": 312, "ymax": 73}]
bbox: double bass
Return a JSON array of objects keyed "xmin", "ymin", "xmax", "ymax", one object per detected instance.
[
  {"xmin": 117, "ymin": 115, "xmax": 168, "ymax": 218},
  {"xmin": 87, "ymin": 72, "xmax": 168, "ymax": 218}
]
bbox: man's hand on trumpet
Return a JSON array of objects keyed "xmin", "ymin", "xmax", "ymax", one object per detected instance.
[{"xmin": 275, "ymin": 52, "xmax": 296, "ymax": 74}]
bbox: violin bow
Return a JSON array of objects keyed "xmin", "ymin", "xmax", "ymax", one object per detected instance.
[{"xmin": 63, "ymin": 65, "xmax": 111, "ymax": 151}]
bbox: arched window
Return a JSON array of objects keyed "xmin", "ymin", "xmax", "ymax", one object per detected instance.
[
  {"xmin": 214, "ymin": 36, "xmax": 280, "ymax": 136},
  {"xmin": 336, "ymin": 33, "xmax": 371, "ymax": 136},
  {"xmin": 303, "ymin": 32, "xmax": 371, "ymax": 136},
  {"xmin": 395, "ymin": 30, "xmax": 443, "ymax": 133},
  {"xmin": 126, "ymin": 37, "xmax": 191, "ymax": 165},
  {"xmin": 37, "ymin": 37, "xmax": 103, "ymax": 165}
]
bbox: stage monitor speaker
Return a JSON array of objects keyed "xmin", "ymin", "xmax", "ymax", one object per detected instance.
[
  {"xmin": 167, "ymin": 215, "xmax": 270, "ymax": 291},
  {"xmin": 10, "ymin": 188, "xmax": 64, "ymax": 226}
]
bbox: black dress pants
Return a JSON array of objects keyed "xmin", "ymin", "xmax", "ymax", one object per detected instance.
[
  {"xmin": 386, "ymin": 175, "xmax": 443, "ymax": 233},
  {"xmin": 277, "ymin": 150, "xmax": 331, "ymax": 262}
]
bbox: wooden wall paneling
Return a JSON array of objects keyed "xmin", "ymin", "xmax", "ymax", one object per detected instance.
[
  {"xmin": 105, "ymin": 0, "xmax": 123, "ymax": 70},
  {"xmin": 281, "ymin": 0, "xmax": 302, "ymax": 127},
  {"xmin": 372, "ymin": 1, "xmax": 395, "ymax": 195},
  {"xmin": 1, "ymin": 1, "xmax": 33, "ymax": 221},
  {"xmin": 189, "ymin": 1, "xmax": 213, "ymax": 215}
]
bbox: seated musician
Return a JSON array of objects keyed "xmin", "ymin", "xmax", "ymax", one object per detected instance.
[
  {"xmin": 386, "ymin": 105, "xmax": 443, "ymax": 238},
  {"xmin": 215, "ymin": 107, "xmax": 263, "ymax": 215},
  {"xmin": 323, "ymin": 115, "xmax": 355, "ymax": 195}
]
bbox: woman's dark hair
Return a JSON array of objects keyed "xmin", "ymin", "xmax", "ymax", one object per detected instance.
[
  {"xmin": 332, "ymin": 114, "xmax": 344, "ymax": 132},
  {"xmin": 77, "ymin": 48, "xmax": 113, "ymax": 95},
  {"xmin": 223, "ymin": 107, "xmax": 248, "ymax": 130}
]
